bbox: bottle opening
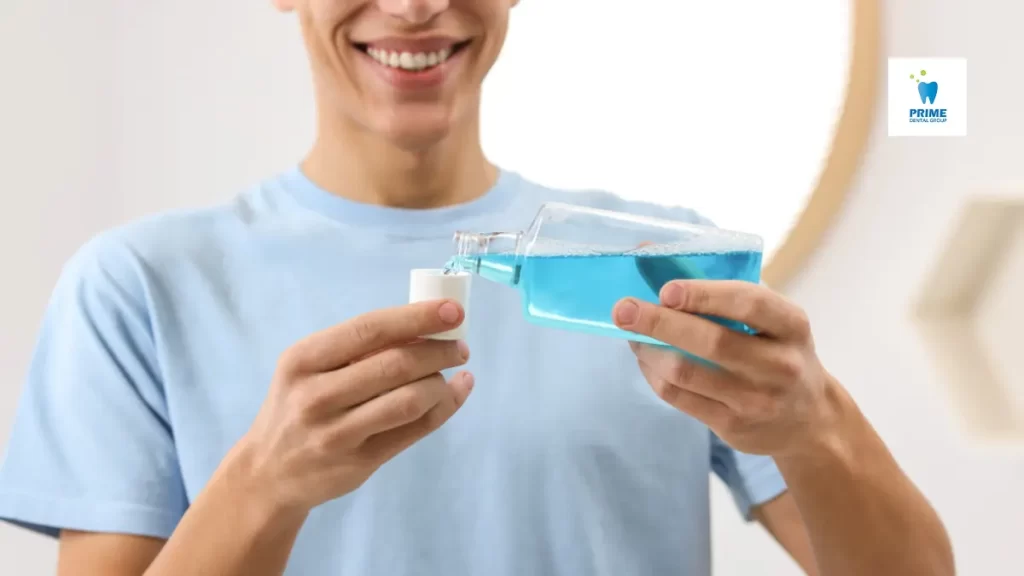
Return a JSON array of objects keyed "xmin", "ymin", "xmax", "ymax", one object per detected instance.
[{"xmin": 447, "ymin": 231, "xmax": 524, "ymax": 285}]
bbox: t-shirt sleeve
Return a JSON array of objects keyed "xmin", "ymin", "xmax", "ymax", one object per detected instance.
[
  {"xmin": 0, "ymin": 236, "xmax": 187, "ymax": 539},
  {"xmin": 710, "ymin": 432, "xmax": 787, "ymax": 520}
]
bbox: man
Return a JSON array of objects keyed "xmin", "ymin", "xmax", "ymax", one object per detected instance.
[{"xmin": 0, "ymin": 1, "xmax": 953, "ymax": 575}]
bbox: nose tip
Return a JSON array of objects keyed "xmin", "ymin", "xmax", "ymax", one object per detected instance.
[{"xmin": 377, "ymin": 0, "xmax": 449, "ymax": 24}]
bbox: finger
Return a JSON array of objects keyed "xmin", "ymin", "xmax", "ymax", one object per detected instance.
[
  {"xmin": 632, "ymin": 343, "xmax": 751, "ymax": 411},
  {"xmin": 635, "ymin": 359, "xmax": 730, "ymax": 426},
  {"xmin": 283, "ymin": 300, "xmax": 464, "ymax": 374},
  {"xmin": 359, "ymin": 371, "xmax": 475, "ymax": 464},
  {"xmin": 307, "ymin": 338, "xmax": 470, "ymax": 415},
  {"xmin": 658, "ymin": 280, "xmax": 810, "ymax": 340},
  {"xmin": 615, "ymin": 298, "xmax": 772, "ymax": 376},
  {"xmin": 330, "ymin": 373, "xmax": 451, "ymax": 444}
]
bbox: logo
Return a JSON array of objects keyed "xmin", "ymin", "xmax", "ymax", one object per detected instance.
[
  {"xmin": 915, "ymin": 72, "xmax": 938, "ymax": 104},
  {"xmin": 908, "ymin": 69, "xmax": 946, "ymax": 124},
  {"xmin": 888, "ymin": 58, "xmax": 966, "ymax": 137}
]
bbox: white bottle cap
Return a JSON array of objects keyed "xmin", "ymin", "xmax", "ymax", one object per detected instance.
[{"xmin": 408, "ymin": 269, "xmax": 472, "ymax": 340}]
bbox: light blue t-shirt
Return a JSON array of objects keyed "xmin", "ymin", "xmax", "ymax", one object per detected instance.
[{"xmin": 0, "ymin": 168, "xmax": 786, "ymax": 575}]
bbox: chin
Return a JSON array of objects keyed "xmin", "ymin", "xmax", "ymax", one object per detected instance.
[{"xmin": 372, "ymin": 106, "xmax": 458, "ymax": 151}]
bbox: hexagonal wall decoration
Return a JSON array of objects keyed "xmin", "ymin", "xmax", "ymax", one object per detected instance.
[{"xmin": 913, "ymin": 197, "xmax": 1024, "ymax": 442}]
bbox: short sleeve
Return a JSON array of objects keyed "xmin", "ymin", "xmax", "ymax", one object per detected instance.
[
  {"xmin": 710, "ymin": 432, "xmax": 788, "ymax": 520},
  {"xmin": 0, "ymin": 236, "xmax": 186, "ymax": 539}
]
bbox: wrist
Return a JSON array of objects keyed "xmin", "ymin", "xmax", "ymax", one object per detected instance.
[
  {"xmin": 774, "ymin": 375, "xmax": 863, "ymax": 474},
  {"xmin": 217, "ymin": 438, "xmax": 310, "ymax": 534}
]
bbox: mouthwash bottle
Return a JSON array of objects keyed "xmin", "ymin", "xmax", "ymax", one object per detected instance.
[{"xmin": 446, "ymin": 202, "xmax": 763, "ymax": 349}]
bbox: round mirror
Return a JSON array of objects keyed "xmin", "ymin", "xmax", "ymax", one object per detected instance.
[{"xmin": 481, "ymin": 1, "xmax": 878, "ymax": 288}]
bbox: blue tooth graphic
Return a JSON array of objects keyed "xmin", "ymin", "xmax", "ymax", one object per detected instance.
[{"xmin": 918, "ymin": 81, "xmax": 938, "ymax": 104}]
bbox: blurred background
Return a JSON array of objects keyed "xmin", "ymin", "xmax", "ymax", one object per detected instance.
[{"xmin": 1, "ymin": 0, "xmax": 1021, "ymax": 574}]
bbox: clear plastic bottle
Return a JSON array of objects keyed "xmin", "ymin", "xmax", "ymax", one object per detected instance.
[{"xmin": 447, "ymin": 202, "xmax": 763, "ymax": 348}]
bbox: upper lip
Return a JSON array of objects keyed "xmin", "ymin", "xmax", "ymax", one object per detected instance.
[{"xmin": 356, "ymin": 36, "xmax": 468, "ymax": 53}]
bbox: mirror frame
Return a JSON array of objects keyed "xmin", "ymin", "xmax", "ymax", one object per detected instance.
[{"xmin": 761, "ymin": 0, "xmax": 880, "ymax": 289}]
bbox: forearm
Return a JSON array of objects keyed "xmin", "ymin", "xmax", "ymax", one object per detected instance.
[
  {"xmin": 145, "ymin": 443, "xmax": 308, "ymax": 576},
  {"xmin": 775, "ymin": 380, "xmax": 955, "ymax": 576}
]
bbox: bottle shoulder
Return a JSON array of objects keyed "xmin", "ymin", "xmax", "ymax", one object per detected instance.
[{"xmin": 513, "ymin": 180, "xmax": 715, "ymax": 228}]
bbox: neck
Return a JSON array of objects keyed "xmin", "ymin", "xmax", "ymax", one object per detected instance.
[{"xmin": 302, "ymin": 113, "xmax": 498, "ymax": 210}]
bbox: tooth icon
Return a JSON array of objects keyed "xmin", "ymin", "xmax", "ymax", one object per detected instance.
[{"xmin": 918, "ymin": 81, "xmax": 939, "ymax": 104}]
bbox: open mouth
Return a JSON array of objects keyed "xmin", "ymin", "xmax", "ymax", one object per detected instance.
[{"xmin": 354, "ymin": 40, "xmax": 472, "ymax": 73}]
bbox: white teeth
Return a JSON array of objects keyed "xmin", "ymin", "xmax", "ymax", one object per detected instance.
[{"xmin": 365, "ymin": 46, "xmax": 456, "ymax": 71}]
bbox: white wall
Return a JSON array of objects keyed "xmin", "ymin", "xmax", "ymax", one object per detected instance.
[
  {"xmin": 717, "ymin": 1, "xmax": 1024, "ymax": 573},
  {"xmin": 1, "ymin": 1, "xmax": 1020, "ymax": 575},
  {"xmin": 744, "ymin": 1, "xmax": 1023, "ymax": 574},
  {"xmin": 1, "ymin": 4, "xmax": 115, "ymax": 573}
]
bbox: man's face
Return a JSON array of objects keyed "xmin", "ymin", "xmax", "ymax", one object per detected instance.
[{"xmin": 277, "ymin": 0, "xmax": 517, "ymax": 150}]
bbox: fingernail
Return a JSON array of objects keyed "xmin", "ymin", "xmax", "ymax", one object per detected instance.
[
  {"xmin": 661, "ymin": 283, "xmax": 682, "ymax": 308},
  {"xmin": 462, "ymin": 372, "xmax": 475, "ymax": 391},
  {"xmin": 614, "ymin": 299, "xmax": 640, "ymax": 325},
  {"xmin": 456, "ymin": 339, "xmax": 470, "ymax": 360},
  {"xmin": 438, "ymin": 302, "xmax": 460, "ymax": 324}
]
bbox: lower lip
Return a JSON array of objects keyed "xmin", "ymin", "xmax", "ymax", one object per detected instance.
[{"xmin": 359, "ymin": 47, "xmax": 466, "ymax": 91}]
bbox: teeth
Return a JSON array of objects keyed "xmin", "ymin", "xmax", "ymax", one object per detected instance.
[{"xmin": 366, "ymin": 46, "xmax": 455, "ymax": 71}]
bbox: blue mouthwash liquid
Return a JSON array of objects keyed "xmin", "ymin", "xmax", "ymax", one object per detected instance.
[{"xmin": 450, "ymin": 250, "xmax": 762, "ymax": 348}]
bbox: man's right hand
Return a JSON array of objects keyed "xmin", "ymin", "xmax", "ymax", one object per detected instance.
[
  {"xmin": 62, "ymin": 300, "xmax": 474, "ymax": 576},
  {"xmin": 237, "ymin": 299, "xmax": 474, "ymax": 513}
]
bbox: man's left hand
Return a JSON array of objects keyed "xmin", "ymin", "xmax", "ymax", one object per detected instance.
[{"xmin": 612, "ymin": 280, "xmax": 838, "ymax": 457}]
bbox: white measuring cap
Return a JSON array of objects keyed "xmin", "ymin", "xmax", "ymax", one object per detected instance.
[{"xmin": 409, "ymin": 269, "xmax": 472, "ymax": 340}]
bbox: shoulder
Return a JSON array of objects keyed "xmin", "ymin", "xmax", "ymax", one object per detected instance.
[
  {"xmin": 504, "ymin": 170, "xmax": 716, "ymax": 227},
  {"xmin": 55, "ymin": 179, "xmax": 283, "ymax": 306}
]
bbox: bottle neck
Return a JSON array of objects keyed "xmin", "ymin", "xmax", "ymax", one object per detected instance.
[{"xmin": 448, "ymin": 231, "xmax": 524, "ymax": 287}]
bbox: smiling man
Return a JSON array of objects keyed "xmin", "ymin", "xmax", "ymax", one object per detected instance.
[{"xmin": 0, "ymin": 1, "xmax": 954, "ymax": 576}]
